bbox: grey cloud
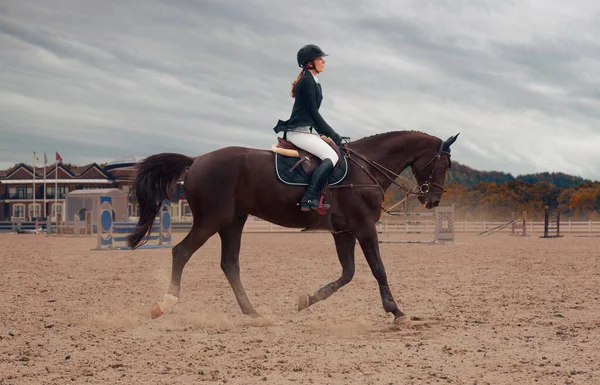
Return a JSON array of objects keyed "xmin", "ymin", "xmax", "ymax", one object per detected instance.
[{"xmin": 0, "ymin": 0, "xmax": 599, "ymax": 180}]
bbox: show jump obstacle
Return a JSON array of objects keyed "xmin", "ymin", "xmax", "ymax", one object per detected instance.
[
  {"xmin": 378, "ymin": 205, "xmax": 455, "ymax": 244},
  {"xmin": 511, "ymin": 211, "xmax": 528, "ymax": 236},
  {"xmin": 94, "ymin": 196, "xmax": 172, "ymax": 250},
  {"xmin": 541, "ymin": 206, "xmax": 561, "ymax": 238},
  {"xmin": 477, "ymin": 211, "xmax": 528, "ymax": 237}
]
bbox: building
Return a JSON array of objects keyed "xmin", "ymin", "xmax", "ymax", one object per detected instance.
[
  {"xmin": 0, "ymin": 162, "xmax": 114, "ymax": 221},
  {"xmin": 0, "ymin": 157, "xmax": 189, "ymax": 222}
]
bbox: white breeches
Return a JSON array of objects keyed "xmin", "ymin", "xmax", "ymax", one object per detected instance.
[{"xmin": 286, "ymin": 131, "xmax": 339, "ymax": 166}]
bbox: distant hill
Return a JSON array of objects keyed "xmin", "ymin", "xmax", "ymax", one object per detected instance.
[
  {"xmin": 387, "ymin": 161, "xmax": 598, "ymax": 220},
  {"xmin": 446, "ymin": 162, "xmax": 513, "ymax": 186},
  {"xmin": 514, "ymin": 172, "xmax": 590, "ymax": 188},
  {"xmin": 445, "ymin": 162, "xmax": 591, "ymax": 188}
]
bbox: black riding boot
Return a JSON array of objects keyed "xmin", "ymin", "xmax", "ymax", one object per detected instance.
[{"xmin": 301, "ymin": 159, "xmax": 334, "ymax": 212}]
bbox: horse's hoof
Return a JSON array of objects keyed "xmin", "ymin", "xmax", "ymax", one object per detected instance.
[
  {"xmin": 297, "ymin": 294, "xmax": 310, "ymax": 311},
  {"xmin": 248, "ymin": 311, "xmax": 263, "ymax": 319},
  {"xmin": 393, "ymin": 315, "xmax": 412, "ymax": 328},
  {"xmin": 151, "ymin": 302, "xmax": 164, "ymax": 319},
  {"xmin": 150, "ymin": 294, "xmax": 179, "ymax": 319}
]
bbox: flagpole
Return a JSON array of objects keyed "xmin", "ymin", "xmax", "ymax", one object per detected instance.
[
  {"xmin": 55, "ymin": 157, "xmax": 58, "ymax": 220},
  {"xmin": 33, "ymin": 152, "xmax": 36, "ymax": 220},
  {"xmin": 43, "ymin": 152, "xmax": 47, "ymax": 218}
]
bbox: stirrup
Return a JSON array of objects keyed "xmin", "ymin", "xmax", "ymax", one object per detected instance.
[
  {"xmin": 300, "ymin": 196, "xmax": 329, "ymax": 212},
  {"xmin": 315, "ymin": 195, "xmax": 331, "ymax": 214}
]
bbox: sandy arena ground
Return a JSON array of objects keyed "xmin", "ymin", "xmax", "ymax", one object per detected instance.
[{"xmin": 1, "ymin": 231, "xmax": 599, "ymax": 384}]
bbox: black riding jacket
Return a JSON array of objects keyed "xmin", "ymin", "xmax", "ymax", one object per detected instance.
[{"xmin": 273, "ymin": 70, "xmax": 340, "ymax": 143}]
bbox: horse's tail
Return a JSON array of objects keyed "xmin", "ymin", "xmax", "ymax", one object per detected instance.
[{"xmin": 126, "ymin": 153, "xmax": 194, "ymax": 249}]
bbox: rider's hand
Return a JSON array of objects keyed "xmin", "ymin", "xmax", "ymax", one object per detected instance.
[{"xmin": 331, "ymin": 132, "xmax": 343, "ymax": 147}]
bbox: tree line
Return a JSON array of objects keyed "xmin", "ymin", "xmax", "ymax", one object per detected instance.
[{"xmin": 383, "ymin": 162, "xmax": 599, "ymax": 221}]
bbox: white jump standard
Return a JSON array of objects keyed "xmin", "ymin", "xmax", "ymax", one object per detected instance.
[{"xmin": 378, "ymin": 205, "xmax": 455, "ymax": 244}]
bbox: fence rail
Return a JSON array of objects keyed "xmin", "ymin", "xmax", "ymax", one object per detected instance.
[
  {"xmin": 449, "ymin": 220, "xmax": 600, "ymax": 234},
  {"xmin": 2, "ymin": 219, "xmax": 599, "ymax": 234}
]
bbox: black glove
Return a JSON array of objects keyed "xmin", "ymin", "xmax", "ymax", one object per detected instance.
[{"xmin": 331, "ymin": 132, "xmax": 343, "ymax": 147}]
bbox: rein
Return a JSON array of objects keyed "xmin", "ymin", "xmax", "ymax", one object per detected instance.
[{"xmin": 328, "ymin": 141, "xmax": 450, "ymax": 212}]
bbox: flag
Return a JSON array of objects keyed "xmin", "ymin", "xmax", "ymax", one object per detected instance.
[
  {"xmin": 33, "ymin": 151, "xmax": 39, "ymax": 162},
  {"xmin": 56, "ymin": 152, "xmax": 63, "ymax": 163},
  {"xmin": 44, "ymin": 152, "xmax": 48, "ymax": 165}
]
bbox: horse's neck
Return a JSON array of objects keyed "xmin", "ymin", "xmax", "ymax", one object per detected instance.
[{"xmin": 351, "ymin": 133, "xmax": 431, "ymax": 190}]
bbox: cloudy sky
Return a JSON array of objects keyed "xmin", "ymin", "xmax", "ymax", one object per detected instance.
[{"xmin": 1, "ymin": 0, "xmax": 599, "ymax": 180}]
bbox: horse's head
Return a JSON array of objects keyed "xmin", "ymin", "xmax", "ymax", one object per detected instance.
[{"xmin": 411, "ymin": 134, "xmax": 459, "ymax": 209}]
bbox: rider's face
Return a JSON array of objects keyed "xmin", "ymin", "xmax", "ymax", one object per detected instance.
[{"xmin": 313, "ymin": 57, "xmax": 326, "ymax": 72}]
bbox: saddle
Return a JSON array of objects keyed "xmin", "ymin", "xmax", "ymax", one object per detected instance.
[{"xmin": 271, "ymin": 135, "xmax": 348, "ymax": 186}]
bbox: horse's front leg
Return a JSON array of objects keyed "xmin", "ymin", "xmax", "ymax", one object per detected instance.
[
  {"xmin": 355, "ymin": 224, "xmax": 411, "ymax": 328},
  {"xmin": 297, "ymin": 231, "xmax": 356, "ymax": 310}
]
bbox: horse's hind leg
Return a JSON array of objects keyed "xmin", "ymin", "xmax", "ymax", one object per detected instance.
[
  {"xmin": 298, "ymin": 232, "xmax": 356, "ymax": 311},
  {"xmin": 151, "ymin": 225, "xmax": 214, "ymax": 319},
  {"xmin": 219, "ymin": 214, "xmax": 261, "ymax": 317}
]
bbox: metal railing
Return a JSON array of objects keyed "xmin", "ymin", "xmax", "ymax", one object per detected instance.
[{"xmin": 1, "ymin": 193, "xmax": 67, "ymax": 199}]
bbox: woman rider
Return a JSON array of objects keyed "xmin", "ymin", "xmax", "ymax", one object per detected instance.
[{"xmin": 273, "ymin": 44, "xmax": 344, "ymax": 212}]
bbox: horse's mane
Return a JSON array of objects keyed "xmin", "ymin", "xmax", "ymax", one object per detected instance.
[{"xmin": 350, "ymin": 130, "xmax": 436, "ymax": 147}]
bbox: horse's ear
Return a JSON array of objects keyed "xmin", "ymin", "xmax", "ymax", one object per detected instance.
[{"xmin": 443, "ymin": 133, "xmax": 460, "ymax": 152}]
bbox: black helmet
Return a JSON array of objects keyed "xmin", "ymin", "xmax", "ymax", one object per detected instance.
[{"xmin": 297, "ymin": 44, "xmax": 328, "ymax": 68}]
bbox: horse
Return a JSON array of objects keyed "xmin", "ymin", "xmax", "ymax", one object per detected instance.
[{"xmin": 127, "ymin": 130, "xmax": 459, "ymax": 327}]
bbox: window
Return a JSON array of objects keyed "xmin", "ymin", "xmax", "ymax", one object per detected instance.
[
  {"xmin": 28, "ymin": 203, "xmax": 41, "ymax": 219},
  {"xmin": 47, "ymin": 186, "xmax": 70, "ymax": 198},
  {"xmin": 183, "ymin": 203, "xmax": 192, "ymax": 216},
  {"xmin": 127, "ymin": 203, "xmax": 139, "ymax": 217},
  {"xmin": 122, "ymin": 185, "xmax": 130, "ymax": 193},
  {"xmin": 13, "ymin": 204, "xmax": 25, "ymax": 218},
  {"xmin": 13, "ymin": 187, "xmax": 31, "ymax": 199},
  {"xmin": 52, "ymin": 203, "xmax": 63, "ymax": 219}
]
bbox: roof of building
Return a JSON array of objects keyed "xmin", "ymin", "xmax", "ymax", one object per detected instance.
[
  {"xmin": 0, "ymin": 160, "xmax": 135, "ymax": 181},
  {"xmin": 104, "ymin": 156, "xmax": 145, "ymax": 171},
  {"xmin": 66, "ymin": 188, "xmax": 127, "ymax": 196}
]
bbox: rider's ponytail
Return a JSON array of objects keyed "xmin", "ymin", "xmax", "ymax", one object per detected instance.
[{"xmin": 290, "ymin": 69, "xmax": 304, "ymax": 98}]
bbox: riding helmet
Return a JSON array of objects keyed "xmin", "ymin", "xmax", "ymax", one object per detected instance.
[{"xmin": 297, "ymin": 44, "xmax": 328, "ymax": 68}]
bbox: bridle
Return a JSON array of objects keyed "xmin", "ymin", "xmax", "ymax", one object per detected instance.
[
  {"xmin": 410, "ymin": 139, "xmax": 450, "ymax": 197},
  {"xmin": 330, "ymin": 140, "xmax": 450, "ymax": 209}
]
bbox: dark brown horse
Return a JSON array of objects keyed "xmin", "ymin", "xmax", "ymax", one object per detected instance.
[{"xmin": 127, "ymin": 130, "xmax": 459, "ymax": 327}]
